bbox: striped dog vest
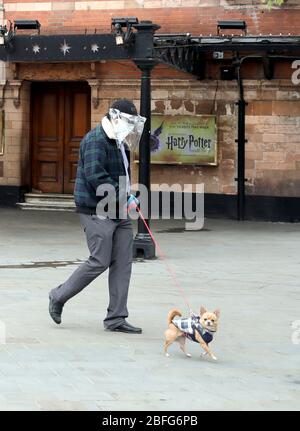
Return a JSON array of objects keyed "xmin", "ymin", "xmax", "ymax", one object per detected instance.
[{"xmin": 172, "ymin": 316, "xmax": 213, "ymax": 344}]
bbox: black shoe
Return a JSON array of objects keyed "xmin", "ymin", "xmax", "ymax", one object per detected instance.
[
  {"xmin": 49, "ymin": 294, "xmax": 63, "ymax": 324},
  {"xmin": 106, "ymin": 321, "xmax": 142, "ymax": 334}
]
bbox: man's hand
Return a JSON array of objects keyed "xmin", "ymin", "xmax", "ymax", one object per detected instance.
[{"xmin": 127, "ymin": 194, "xmax": 139, "ymax": 211}]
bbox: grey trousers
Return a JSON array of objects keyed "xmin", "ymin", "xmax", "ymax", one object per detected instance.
[{"xmin": 50, "ymin": 214, "xmax": 133, "ymax": 329}]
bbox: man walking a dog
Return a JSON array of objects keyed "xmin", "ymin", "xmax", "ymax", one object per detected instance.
[{"xmin": 49, "ymin": 99, "xmax": 144, "ymax": 334}]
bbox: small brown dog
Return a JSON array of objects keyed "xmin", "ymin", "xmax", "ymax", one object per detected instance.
[{"xmin": 163, "ymin": 306, "xmax": 220, "ymax": 360}]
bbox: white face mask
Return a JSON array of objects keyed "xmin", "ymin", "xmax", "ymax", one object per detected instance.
[{"xmin": 109, "ymin": 108, "xmax": 146, "ymax": 150}]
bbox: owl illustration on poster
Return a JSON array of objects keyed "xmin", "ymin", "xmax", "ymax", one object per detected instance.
[{"xmin": 150, "ymin": 122, "xmax": 164, "ymax": 152}]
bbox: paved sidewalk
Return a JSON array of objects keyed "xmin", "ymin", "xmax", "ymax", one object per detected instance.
[{"xmin": 0, "ymin": 208, "xmax": 299, "ymax": 411}]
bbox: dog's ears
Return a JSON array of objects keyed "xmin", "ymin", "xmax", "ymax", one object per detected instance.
[
  {"xmin": 214, "ymin": 309, "xmax": 221, "ymax": 318},
  {"xmin": 200, "ymin": 306, "xmax": 207, "ymax": 316}
]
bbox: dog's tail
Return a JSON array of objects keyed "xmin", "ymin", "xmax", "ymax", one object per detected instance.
[{"xmin": 167, "ymin": 309, "xmax": 182, "ymax": 325}]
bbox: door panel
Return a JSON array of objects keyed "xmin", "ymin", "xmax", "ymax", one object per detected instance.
[
  {"xmin": 31, "ymin": 82, "xmax": 91, "ymax": 194},
  {"xmin": 32, "ymin": 84, "xmax": 64, "ymax": 193},
  {"xmin": 64, "ymin": 84, "xmax": 91, "ymax": 193}
]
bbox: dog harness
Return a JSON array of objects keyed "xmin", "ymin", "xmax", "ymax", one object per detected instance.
[{"xmin": 172, "ymin": 315, "xmax": 214, "ymax": 344}]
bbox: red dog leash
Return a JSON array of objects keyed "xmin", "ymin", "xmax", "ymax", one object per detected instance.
[{"xmin": 134, "ymin": 205, "xmax": 193, "ymax": 314}]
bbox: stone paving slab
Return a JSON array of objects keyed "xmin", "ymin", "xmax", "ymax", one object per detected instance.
[{"xmin": 0, "ymin": 208, "xmax": 299, "ymax": 410}]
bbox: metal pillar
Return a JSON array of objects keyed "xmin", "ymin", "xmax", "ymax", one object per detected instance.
[
  {"xmin": 235, "ymin": 65, "xmax": 248, "ymax": 221},
  {"xmin": 133, "ymin": 60, "xmax": 156, "ymax": 259}
]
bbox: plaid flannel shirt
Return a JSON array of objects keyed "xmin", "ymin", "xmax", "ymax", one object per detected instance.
[
  {"xmin": 74, "ymin": 124, "xmax": 130, "ymax": 215},
  {"xmin": 172, "ymin": 315, "xmax": 213, "ymax": 344}
]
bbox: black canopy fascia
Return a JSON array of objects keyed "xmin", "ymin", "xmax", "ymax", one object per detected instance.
[
  {"xmin": 0, "ymin": 29, "xmax": 300, "ymax": 67},
  {"xmin": 0, "ymin": 34, "xmax": 153, "ymax": 62}
]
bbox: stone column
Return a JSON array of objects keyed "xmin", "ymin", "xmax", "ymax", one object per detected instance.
[{"xmin": 2, "ymin": 79, "xmax": 31, "ymax": 191}]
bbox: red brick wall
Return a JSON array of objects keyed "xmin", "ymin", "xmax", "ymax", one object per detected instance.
[
  {"xmin": 246, "ymin": 98, "xmax": 300, "ymax": 197},
  {"xmin": 3, "ymin": 1, "xmax": 300, "ymax": 36}
]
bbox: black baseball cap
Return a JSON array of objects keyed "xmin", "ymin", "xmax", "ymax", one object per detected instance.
[{"xmin": 110, "ymin": 98, "xmax": 138, "ymax": 116}]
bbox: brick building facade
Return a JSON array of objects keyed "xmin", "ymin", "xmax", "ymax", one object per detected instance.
[{"xmin": 0, "ymin": 0, "xmax": 299, "ymax": 220}]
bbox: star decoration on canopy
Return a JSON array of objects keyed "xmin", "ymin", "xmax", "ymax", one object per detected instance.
[
  {"xmin": 32, "ymin": 45, "xmax": 40, "ymax": 54},
  {"xmin": 91, "ymin": 43, "xmax": 99, "ymax": 53},
  {"xmin": 60, "ymin": 40, "xmax": 71, "ymax": 56}
]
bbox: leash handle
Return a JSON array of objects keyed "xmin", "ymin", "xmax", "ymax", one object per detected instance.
[{"xmin": 134, "ymin": 205, "xmax": 192, "ymax": 313}]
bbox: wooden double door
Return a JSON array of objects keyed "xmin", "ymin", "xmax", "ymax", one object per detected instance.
[{"xmin": 31, "ymin": 82, "xmax": 91, "ymax": 194}]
